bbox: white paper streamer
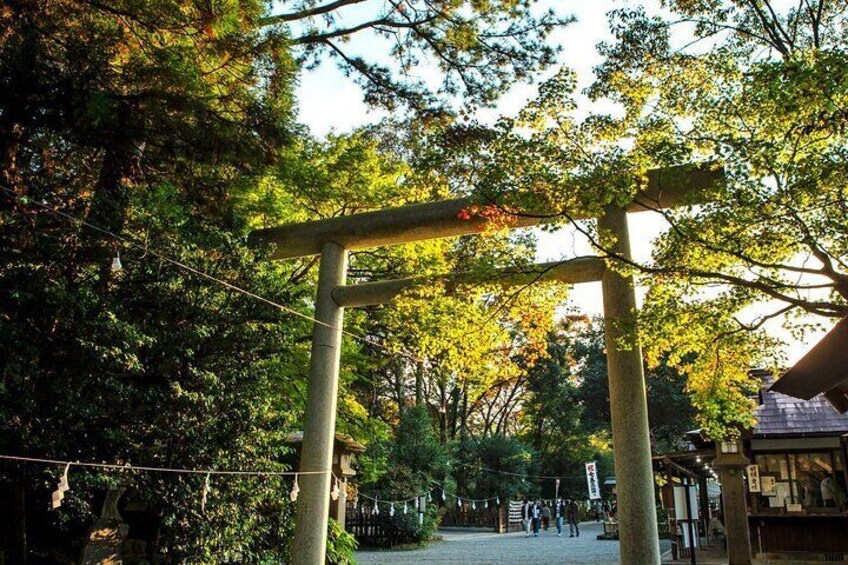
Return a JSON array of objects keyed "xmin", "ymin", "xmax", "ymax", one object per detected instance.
[
  {"xmin": 201, "ymin": 472, "xmax": 211, "ymax": 513},
  {"xmin": 289, "ymin": 474, "xmax": 300, "ymax": 502},
  {"xmin": 51, "ymin": 463, "xmax": 72, "ymax": 509}
]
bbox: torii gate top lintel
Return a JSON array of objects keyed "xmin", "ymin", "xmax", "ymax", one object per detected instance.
[{"xmin": 250, "ymin": 163, "xmax": 722, "ymax": 260}]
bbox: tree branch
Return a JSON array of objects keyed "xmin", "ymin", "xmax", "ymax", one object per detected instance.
[{"xmin": 260, "ymin": 0, "xmax": 368, "ymax": 25}]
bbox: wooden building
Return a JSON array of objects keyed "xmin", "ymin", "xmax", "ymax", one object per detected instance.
[
  {"xmin": 658, "ymin": 370, "xmax": 848, "ymax": 562},
  {"xmin": 746, "ymin": 371, "xmax": 848, "ymax": 559}
]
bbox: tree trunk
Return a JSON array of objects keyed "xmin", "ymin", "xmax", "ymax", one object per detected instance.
[
  {"xmin": 81, "ymin": 105, "xmax": 145, "ymax": 286},
  {"xmin": 439, "ymin": 384, "xmax": 447, "ymax": 443},
  {"xmin": 394, "ymin": 360, "xmax": 405, "ymax": 416},
  {"xmin": 448, "ymin": 386, "xmax": 459, "ymax": 440},
  {"xmin": 460, "ymin": 387, "xmax": 469, "ymax": 444},
  {"xmin": 0, "ymin": 3, "xmax": 38, "ymax": 193},
  {"xmin": 86, "ymin": 136, "xmax": 144, "ymax": 240},
  {"xmin": 11, "ymin": 463, "xmax": 28, "ymax": 565},
  {"xmin": 415, "ymin": 362, "xmax": 424, "ymax": 406}
]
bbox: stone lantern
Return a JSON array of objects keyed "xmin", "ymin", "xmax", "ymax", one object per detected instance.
[
  {"xmin": 713, "ymin": 437, "xmax": 752, "ymax": 565},
  {"xmin": 330, "ymin": 433, "xmax": 366, "ymax": 529},
  {"xmin": 285, "ymin": 431, "xmax": 366, "ymax": 530}
]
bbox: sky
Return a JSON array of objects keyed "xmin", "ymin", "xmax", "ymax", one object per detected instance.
[{"xmin": 292, "ymin": 0, "xmax": 825, "ymax": 365}]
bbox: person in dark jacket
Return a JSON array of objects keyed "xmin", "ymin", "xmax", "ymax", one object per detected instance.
[
  {"xmin": 541, "ymin": 501, "xmax": 551, "ymax": 531},
  {"xmin": 554, "ymin": 498, "xmax": 567, "ymax": 536},
  {"xmin": 531, "ymin": 500, "xmax": 542, "ymax": 536},
  {"xmin": 566, "ymin": 498, "xmax": 580, "ymax": 537}
]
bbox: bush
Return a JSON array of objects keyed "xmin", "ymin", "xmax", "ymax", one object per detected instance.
[
  {"xmin": 327, "ymin": 518, "xmax": 358, "ymax": 564},
  {"xmin": 376, "ymin": 503, "xmax": 440, "ymax": 548},
  {"xmin": 354, "ymin": 406, "xmax": 448, "ymax": 548}
]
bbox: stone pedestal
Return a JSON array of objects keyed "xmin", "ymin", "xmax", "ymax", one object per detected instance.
[
  {"xmin": 79, "ymin": 488, "xmax": 128, "ymax": 565},
  {"xmin": 714, "ymin": 449, "xmax": 752, "ymax": 565}
]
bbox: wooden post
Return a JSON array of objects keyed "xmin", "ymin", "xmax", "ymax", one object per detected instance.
[
  {"xmin": 698, "ymin": 473, "xmax": 710, "ymax": 545},
  {"xmin": 599, "ymin": 205, "xmax": 661, "ymax": 565},
  {"xmin": 336, "ymin": 478, "xmax": 348, "ymax": 530},
  {"xmin": 418, "ymin": 495, "xmax": 426, "ymax": 526},
  {"xmin": 291, "ymin": 242, "xmax": 348, "ymax": 565}
]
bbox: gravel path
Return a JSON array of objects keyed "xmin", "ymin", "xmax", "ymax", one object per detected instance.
[{"xmin": 355, "ymin": 521, "xmax": 671, "ymax": 564}]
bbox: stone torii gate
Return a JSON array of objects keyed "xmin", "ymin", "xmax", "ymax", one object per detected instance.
[{"xmin": 250, "ymin": 164, "xmax": 720, "ymax": 565}]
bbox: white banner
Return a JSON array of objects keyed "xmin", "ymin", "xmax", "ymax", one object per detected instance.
[
  {"xmin": 746, "ymin": 464, "xmax": 761, "ymax": 493},
  {"xmin": 509, "ymin": 500, "xmax": 523, "ymax": 522},
  {"xmin": 585, "ymin": 461, "xmax": 601, "ymax": 500}
]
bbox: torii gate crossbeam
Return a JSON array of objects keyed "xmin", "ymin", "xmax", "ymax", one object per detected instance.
[{"xmin": 250, "ymin": 164, "xmax": 721, "ymax": 565}]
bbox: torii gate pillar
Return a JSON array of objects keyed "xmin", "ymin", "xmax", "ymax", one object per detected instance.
[
  {"xmin": 291, "ymin": 242, "xmax": 348, "ymax": 565},
  {"xmin": 600, "ymin": 205, "xmax": 661, "ymax": 564}
]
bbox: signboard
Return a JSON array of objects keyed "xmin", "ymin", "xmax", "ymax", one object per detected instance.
[
  {"xmin": 761, "ymin": 476, "xmax": 776, "ymax": 496},
  {"xmin": 555, "ymin": 479, "xmax": 561, "ymax": 498},
  {"xmin": 585, "ymin": 461, "xmax": 601, "ymax": 500},
  {"xmin": 672, "ymin": 485, "xmax": 700, "ymax": 522},
  {"xmin": 673, "ymin": 485, "xmax": 700, "ymax": 549},
  {"xmin": 746, "ymin": 464, "xmax": 761, "ymax": 492}
]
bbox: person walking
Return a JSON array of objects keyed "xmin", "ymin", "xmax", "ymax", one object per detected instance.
[
  {"xmin": 521, "ymin": 497, "xmax": 533, "ymax": 538},
  {"xmin": 554, "ymin": 497, "xmax": 566, "ymax": 537},
  {"xmin": 541, "ymin": 501, "xmax": 551, "ymax": 531},
  {"xmin": 532, "ymin": 500, "xmax": 542, "ymax": 537},
  {"xmin": 566, "ymin": 498, "xmax": 580, "ymax": 538}
]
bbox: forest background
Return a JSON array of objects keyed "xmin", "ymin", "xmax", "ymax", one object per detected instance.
[{"xmin": 1, "ymin": 0, "xmax": 846, "ymax": 562}]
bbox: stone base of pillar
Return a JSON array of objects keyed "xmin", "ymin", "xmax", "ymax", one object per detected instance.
[{"xmin": 714, "ymin": 450, "xmax": 752, "ymax": 565}]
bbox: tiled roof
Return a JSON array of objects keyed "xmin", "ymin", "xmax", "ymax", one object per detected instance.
[{"xmin": 755, "ymin": 372, "xmax": 848, "ymax": 436}]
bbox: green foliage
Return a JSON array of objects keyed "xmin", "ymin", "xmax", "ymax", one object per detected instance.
[
  {"xmin": 326, "ymin": 518, "xmax": 358, "ymax": 565},
  {"xmin": 392, "ymin": 406, "xmax": 452, "ymax": 481},
  {"xmin": 360, "ymin": 405, "xmax": 449, "ymax": 498},
  {"xmin": 13, "ymin": 0, "xmax": 839, "ymax": 560},
  {"xmin": 556, "ymin": 318, "xmax": 697, "ymax": 453},
  {"xmin": 267, "ymin": 0, "xmax": 570, "ymax": 113},
  {"xmin": 455, "ymin": 436, "xmax": 536, "ymax": 500},
  {"xmin": 419, "ymin": 1, "xmax": 848, "ymax": 438},
  {"xmin": 517, "ymin": 317, "xmax": 696, "ymax": 496},
  {"xmin": 0, "ymin": 178, "xmax": 309, "ymax": 561},
  {"xmin": 586, "ymin": 1, "xmax": 848, "ymax": 436},
  {"xmin": 374, "ymin": 503, "xmax": 440, "ymax": 548},
  {"xmin": 355, "ymin": 406, "xmax": 448, "ymax": 547}
]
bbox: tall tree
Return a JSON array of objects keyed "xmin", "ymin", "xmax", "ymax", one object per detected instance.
[
  {"xmin": 416, "ymin": 1, "xmax": 848, "ymax": 437},
  {"xmin": 262, "ymin": 0, "xmax": 569, "ymax": 112},
  {"xmin": 587, "ymin": 0, "xmax": 848, "ymax": 436},
  {"xmin": 521, "ymin": 317, "xmax": 696, "ymax": 493}
]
